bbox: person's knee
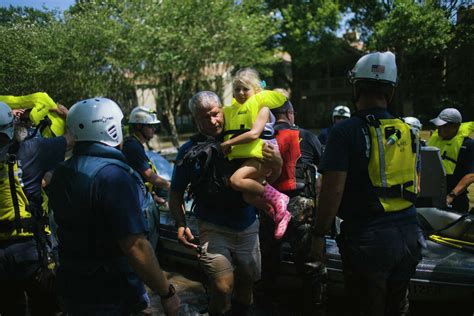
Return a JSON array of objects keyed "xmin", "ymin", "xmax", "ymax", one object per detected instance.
[
  {"xmin": 229, "ymin": 173, "xmax": 244, "ymax": 191},
  {"xmin": 212, "ymin": 273, "xmax": 234, "ymax": 296}
]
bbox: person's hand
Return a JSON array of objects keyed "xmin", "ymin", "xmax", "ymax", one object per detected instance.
[
  {"xmin": 152, "ymin": 192, "xmax": 167, "ymax": 205},
  {"xmin": 12, "ymin": 109, "xmax": 26, "ymax": 119},
  {"xmin": 49, "ymin": 103, "xmax": 68, "ymax": 119},
  {"xmin": 177, "ymin": 226, "xmax": 197, "ymax": 249},
  {"xmin": 220, "ymin": 142, "xmax": 231, "ymax": 154},
  {"xmin": 310, "ymin": 235, "xmax": 326, "ymax": 263},
  {"xmin": 262, "ymin": 142, "xmax": 281, "ymax": 164},
  {"xmin": 161, "ymin": 292, "xmax": 180, "ymax": 316},
  {"xmin": 446, "ymin": 194, "xmax": 454, "ymax": 207}
]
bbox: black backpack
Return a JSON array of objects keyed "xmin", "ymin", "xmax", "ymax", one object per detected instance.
[{"xmin": 176, "ymin": 134, "xmax": 245, "ymax": 208}]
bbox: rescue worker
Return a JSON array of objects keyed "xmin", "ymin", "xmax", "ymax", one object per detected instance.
[
  {"xmin": 122, "ymin": 106, "xmax": 170, "ymax": 250},
  {"xmin": 122, "ymin": 106, "xmax": 170, "ymax": 194},
  {"xmin": 428, "ymin": 108, "xmax": 473, "ymax": 212},
  {"xmin": 257, "ymin": 100, "xmax": 323, "ymax": 311},
  {"xmin": 311, "ymin": 52, "xmax": 424, "ymax": 316},
  {"xmin": 0, "ymin": 101, "xmax": 73, "ymax": 315},
  {"xmin": 318, "ymin": 105, "xmax": 351, "ymax": 147},
  {"xmin": 169, "ymin": 91, "xmax": 282, "ymax": 316},
  {"xmin": 48, "ymin": 98, "xmax": 180, "ymax": 315}
]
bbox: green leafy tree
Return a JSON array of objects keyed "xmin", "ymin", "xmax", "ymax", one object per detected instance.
[
  {"xmin": 343, "ymin": 1, "xmax": 470, "ymax": 117},
  {"xmin": 119, "ymin": 0, "xmax": 276, "ymax": 146},
  {"xmin": 265, "ymin": 0, "xmax": 341, "ymax": 107}
]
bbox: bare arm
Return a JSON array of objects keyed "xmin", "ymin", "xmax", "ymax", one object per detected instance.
[
  {"xmin": 119, "ymin": 234, "xmax": 180, "ymax": 315},
  {"xmin": 311, "ymin": 171, "xmax": 347, "ymax": 261},
  {"xmin": 447, "ymin": 173, "xmax": 474, "ymax": 205},
  {"xmin": 142, "ymin": 168, "xmax": 171, "ymax": 190},
  {"xmin": 221, "ymin": 107, "xmax": 270, "ymax": 150},
  {"xmin": 169, "ymin": 190, "xmax": 197, "ymax": 249}
]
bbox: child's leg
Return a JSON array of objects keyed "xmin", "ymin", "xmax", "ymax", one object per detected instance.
[
  {"xmin": 230, "ymin": 158, "xmax": 291, "ymax": 240},
  {"xmin": 229, "ymin": 158, "xmax": 266, "ymax": 195}
]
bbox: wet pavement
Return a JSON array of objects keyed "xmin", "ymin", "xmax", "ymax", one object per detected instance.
[{"xmin": 146, "ymin": 263, "xmax": 473, "ymax": 316}]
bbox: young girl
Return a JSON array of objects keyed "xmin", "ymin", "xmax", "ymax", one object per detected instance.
[{"xmin": 220, "ymin": 68, "xmax": 291, "ymax": 239}]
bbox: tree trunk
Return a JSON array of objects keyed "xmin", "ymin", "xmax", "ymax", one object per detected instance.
[{"xmin": 163, "ymin": 107, "xmax": 180, "ymax": 148}]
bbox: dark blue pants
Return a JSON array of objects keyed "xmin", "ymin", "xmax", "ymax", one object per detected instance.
[
  {"xmin": 337, "ymin": 222, "xmax": 424, "ymax": 316},
  {"xmin": 0, "ymin": 238, "xmax": 57, "ymax": 316}
]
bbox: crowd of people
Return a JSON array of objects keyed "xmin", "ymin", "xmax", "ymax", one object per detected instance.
[{"xmin": 0, "ymin": 50, "xmax": 472, "ymax": 316}]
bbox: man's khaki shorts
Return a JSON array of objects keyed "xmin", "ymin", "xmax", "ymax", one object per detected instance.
[{"xmin": 197, "ymin": 220, "xmax": 261, "ymax": 282}]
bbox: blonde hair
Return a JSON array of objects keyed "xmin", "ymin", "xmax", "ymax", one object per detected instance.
[{"xmin": 233, "ymin": 68, "xmax": 262, "ymax": 93}]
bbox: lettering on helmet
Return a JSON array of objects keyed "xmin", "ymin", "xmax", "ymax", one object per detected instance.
[{"xmin": 92, "ymin": 116, "xmax": 114, "ymax": 124}]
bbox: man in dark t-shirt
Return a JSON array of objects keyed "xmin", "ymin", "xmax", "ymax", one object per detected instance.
[
  {"xmin": 49, "ymin": 98, "xmax": 179, "ymax": 315},
  {"xmin": 311, "ymin": 52, "xmax": 424, "ymax": 315}
]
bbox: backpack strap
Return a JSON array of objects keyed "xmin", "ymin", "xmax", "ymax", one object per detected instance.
[{"xmin": 6, "ymin": 142, "xmax": 24, "ymax": 233}]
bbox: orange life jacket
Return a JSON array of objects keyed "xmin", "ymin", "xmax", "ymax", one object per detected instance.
[{"xmin": 273, "ymin": 127, "xmax": 301, "ymax": 192}]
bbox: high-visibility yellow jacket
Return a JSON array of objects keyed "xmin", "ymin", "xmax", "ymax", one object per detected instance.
[
  {"xmin": 427, "ymin": 122, "xmax": 474, "ymax": 175},
  {"xmin": 0, "ymin": 92, "xmax": 66, "ymax": 137},
  {"xmin": 364, "ymin": 116, "xmax": 418, "ymax": 212},
  {"xmin": 223, "ymin": 90, "xmax": 287, "ymax": 160}
]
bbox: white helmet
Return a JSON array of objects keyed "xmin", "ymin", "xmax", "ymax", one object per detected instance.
[
  {"xmin": 67, "ymin": 98, "xmax": 124, "ymax": 147},
  {"xmin": 128, "ymin": 106, "xmax": 160, "ymax": 125},
  {"xmin": 349, "ymin": 51, "xmax": 397, "ymax": 86},
  {"xmin": 403, "ymin": 116, "xmax": 422, "ymax": 134},
  {"xmin": 332, "ymin": 105, "xmax": 351, "ymax": 119},
  {"xmin": 0, "ymin": 102, "xmax": 14, "ymax": 140}
]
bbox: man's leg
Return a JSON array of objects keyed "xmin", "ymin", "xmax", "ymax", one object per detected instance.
[
  {"xmin": 337, "ymin": 228, "xmax": 393, "ymax": 316},
  {"xmin": 233, "ymin": 219, "xmax": 261, "ymax": 314},
  {"xmin": 385, "ymin": 224, "xmax": 423, "ymax": 316},
  {"xmin": 0, "ymin": 239, "xmax": 43, "ymax": 316},
  {"xmin": 208, "ymin": 272, "xmax": 234, "ymax": 315},
  {"xmin": 198, "ymin": 221, "xmax": 235, "ymax": 315}
]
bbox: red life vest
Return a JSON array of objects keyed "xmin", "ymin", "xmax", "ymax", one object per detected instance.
[{"xmin": 274, "ymin": 127, "xmax": 301, "ymax": 192}]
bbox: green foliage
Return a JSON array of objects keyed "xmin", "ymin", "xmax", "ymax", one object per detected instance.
[
  {"xmin": 267, "ymin": 0, "xmax": 341, "ymax": 66},
  {"xmin": 370, "ymin": 0, "xmax": 452, "ymax": 55}
]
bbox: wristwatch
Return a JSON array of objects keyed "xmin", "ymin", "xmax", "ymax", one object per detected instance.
[
  {"xmin": 448, "ymin": 191, "xmax": 457, "ymax": 198},
  {"xmin": 160, "ymin": 284, "xmax": 176, "ymax": 300}
]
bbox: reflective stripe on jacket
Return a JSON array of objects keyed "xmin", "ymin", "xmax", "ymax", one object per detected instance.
[{"xmin": 364, "ymin": 116, "xmax": 418, "ymax": 212}]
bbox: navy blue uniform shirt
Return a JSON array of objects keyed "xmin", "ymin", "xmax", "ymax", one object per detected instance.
[
  {"xmin": 122, "ymin": 136, "xmax": 150, "ymax": 176},
  {"xmin": 17, "ymin": 136, "xmax": 67, "ymax": 207},
  {"xmin": 320, "ymin": 108, "xmax": 417, "ymax": 226},
  {"xmin": 171, "ymin": 139, "xmax": 256, "ymax": 231}
]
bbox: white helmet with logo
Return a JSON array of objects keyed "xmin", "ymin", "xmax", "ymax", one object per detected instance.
[
  {"xmin": 403, "ymin": 116, "xmax": 422, "ymax": 134},
  {"xmin": 128, "ymin": 106, "xmax": 160, "ymax": 125},
  {"xmin": 67, "ymin": 98, "xmax": 124, "ymax": 147},
  {"xmin": 349, "ymin": 51, "xmax": 397, "ymax": 86},
  {"xmin": 332, "ymin": 105, "xmax": 351, "ymax": 119},
  {"xmin": 0, "ymin": 101, "xmax": 14, "ymax": 140}
]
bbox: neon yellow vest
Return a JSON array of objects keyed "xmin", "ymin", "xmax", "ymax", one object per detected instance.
[
  {"xmin": 223, "ymin": 90, "xmax": 287, "ymax": 160},
  {"xmin": 427, "ymin": 122, "xmax": 474, "ymax": 175},
  {"xmin": 366, "ymin": 117, "xmax": 418, "ymax": 212},
  {"xmin": 0, "ymin": 92, "xmax": 66, "ymax": 137},
  {"xmin": 0, "ymin": 154, "xmax": 33, "ymax": 241}
]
